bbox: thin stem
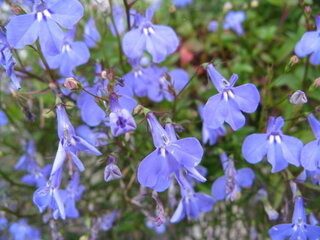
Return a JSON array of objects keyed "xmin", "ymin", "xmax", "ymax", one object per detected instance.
[
  {"xmin": 123, "ymin": 0, "xmax": 131, "ymax": 31},
  {"xmin": 33, "ymin": 43, "xmax": 56, "ymax": 84}
]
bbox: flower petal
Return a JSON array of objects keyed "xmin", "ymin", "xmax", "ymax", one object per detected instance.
[
  {"xmin": 301, "ymin": 140, "xmax": 320, "ymax": 171},
  {"xmin": 242, "ymin": 133, "xmax": 268, "ymax": 164},
  {"xmin": 236, "ymin": 168, "xmax": 255, "ymax": 188},
  {"xmin": 122, "ymin": 28, "xmax": 146, "ymax": 59},
  {"xmin": 233, "ymin": 84, "xmax": 260, "ymax": 113},
  {"xmin": 211, "ymin": 176, "xmax": 227, "ymax": 201},
  {"xmin": 267, "ymin": 143, "xmax": 288, "ymax": 173},
  {"xmin": 268, "ymin": 224, "xmax": 293, "ymax": 240},
  {"xmin": 280, "ymin": 135, "xmax": 303, "ymax": 167},
  {"xmin": 170, "ymin": 200, "xmax": 185, "ymax": 223},
  {"xmin": 294, "ymin": 31, "xmax": 320, "ymax": 58}
]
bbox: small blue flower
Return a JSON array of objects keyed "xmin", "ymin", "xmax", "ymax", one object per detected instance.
[
  {"xmin": 21, "ymin": 164, "xmax": 52, "ymax": 187},
  {"xmin": 198, "ymin": 104, "xmax": 226, "ymax": 145},
  {"xmin": 269, "ymin": 197, "xmax": 320, "ymax": 240},
  {"xmin": 242, "ymin": 116, "xmax": 303, "ymax": 173},
  {"xmin": 122, "ymin": 8, "xmax": 179, "ymax": 63},
  {"xmin": 172, "ymin": 0, "xmax": 193, "ymax": 7},
  {"xmin": 6, "ymin": 0, "xmax": 84, "ymax": 55},
  {"xmin": 99, "ymin": 210, "xmax": 118, "ymax": 231},
  {"xmin": 9, "ymin": 219, "xmax": 41, "ymax": 240},
  {"xmin": 0, "ymin": 110, "xmax": 8, "ymax": 126},
  {"xmin": 109, "ymin": 93, "xmax": 137, "ymax": 137},
  {"xmin": 33, "ymin": 168, "xmax": 66, "ymax": 220},
  {"xmin": 76, "ymin": 125, "xmax": 108, "ymax": 147},
  {"xmin": 295, "ymin": 15, "xmax": 320, "ymax": 65},
  {"xmin": 301, "ymin": 114, "xmax": 320, "ymax": 171},
  {"xmin": 208, "ymin": 20, "xmax": 218, "ymax": 32},
  {"xmin": 84, "ymin": 17, "xmax": 101, "ymax": 48},
  {"xmin": 15, "ymin": 141, "xmax": 38, "ymax": 172},
  {"xmin": 50, "ymin": 104, "xmax": 102, "ymax": 175},
  {"xmin": 0, "ymin": 30, "xmax": 21, "ymax": 90},
  {"xmin": 60, "ymin": 172, "xmax": 85, "ymax": 218},
  {"xmin": 45, "ymin": 28, "xmax": 90, "ymax": 76},
  {"xmin": 170, "ymin": 170, "xmax": 215, "ymax": 223},
  {"xmin": 224, "ymin": 11, "xmax": 246, "ymax": 36},
  {"xmin": 203, "ymin": 64, "xmax": 260, "ymax": 130},
  {"xmin": 137, "ymin": 114, "xmax": 206, "ymax": 192},
  {"xmin": 211, "ymin": 153, "xmax": 255, "ymax": 201}
]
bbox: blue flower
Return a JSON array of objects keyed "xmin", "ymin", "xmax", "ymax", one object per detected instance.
[
  {"xmin": 242, "ymin": 116, "xmax": 303, "ymax": 173},
  {"xmin": 211, "ymin": 153, "xmax": 255, "ymax": 201},
  {"xmin": 224, "ymin": 11, "xmax": 246, "ymax": 36},
  {"xmin": 45, "ymin": 28, "xmax": 90, "ymax": 76},
  {"xmin": 295, "ymin": 15, "xmax": 320, "ymax": 65},
  {"xmin": 198, "ymin": 104, "xmax": 226, "ymax": 145},
  {"xmin": 6, "ymin": 0, "xmax": 84, "ymax": 55},
  {"xmin": 15, "ymin": 141, "xmax": 38, "ymax": 172},
  {"xmin": 297, "ymin": 169, "xmax": 320, "ymax": 186},
  {"xmin": 137, "ymin": 114, "xmax": 206, "ymax": 192},
  {"xmin": 269, "ymin": 197, "xmax": 320, "ymax": 240},
  {"xmin": 109, "ymin": 5, "xmax": 126, "ymax": 36},
  {"xmin": 76, "ymin": 125, "xmax": 108, "ymax": 147},
  {"xmin": 84, "ymin": 17, "xmax": 101, "ymax": 48},
  {"xmin": 9, "ymin": 219, "xmax": 41, "ymax": 240},
  {"xmin": 77, "ymin": 72, "xmax": 137, "ymax": 127},
  {"xmin": 172, "ymin": 0, "xmax": 193, "ymax": 7},
  {"xmin": 98, "ymin": 210, "xmax": 118, "ymax": 231},
  {"xmin": 50, "ymin": 104, "xmax": 102, "ymax": 175},
  {"xmin": 0, "ymin": 110, "xmax": 8, "ymax": 126},
  {"xmin": 203, "ymin": 64, "xmax": 260, "ymax": 130},
  {"xmin": 0, "ymin": 214, "xmax": 7, "ymax": 231},
  {"xmin": 0, "ymin": 29, "xmax": 21, "ymax": 90},
  {"xmin": 109, "ymin": 93, "xmax": 137, "ymax": 137},
  {"xmin": 122, "ymin": 8, "xmax": 179, "ymax": 63},
  {"xmin": 33, "ymin": 168, "xmax": 66, "ymax": 220},
  {"xmin": 146, "ymin": 67, "xmax": 189, "ymax": 102},
  {"xmin": 21, "ymin": 164, "xmax": 52, "ymax": 187},
  {"xmin": 301, "ymin": 114, "xmax": 320, "ymax": 171},
  {"xmin": 208, "ymin": 20, "xmax": 218, "ymax": 32},
  {"xmin": 60, "ymin": 172, "xmax": 85, "ymax": 218},
  {"xmin": 170, "ymin": 170, "xmax": 215, "ymax": 223}
]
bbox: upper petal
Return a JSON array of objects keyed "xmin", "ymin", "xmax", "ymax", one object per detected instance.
[
  {"xmin": 6, "ymin": 14, "xmax": 40, "ymax": 49},
  {"xmin": 233, "ymin": 84, "xmax": 260, "ymax": 113},
  {"xmin": 236, "ymin": 168, "xmax": 255, "ymax": 188},
  {"xmin": 242, "ymin": 133, "xmax": 268, "ymax": 164},
  {"xmin": 122, "ymin": 29, "xmax": 146, "ymax": 59},
  {"xmin": 300, "ymin": 140, "xmax": 320, "ymax": 171},
  {"xmin": 50, "ymin": 0, "xmax": 84, "ymax": 29},
  {"xmin": 211, "ymin": 176, "xmax": 227, "ymax": 201}
]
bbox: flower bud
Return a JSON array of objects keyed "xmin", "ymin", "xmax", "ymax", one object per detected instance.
[
  {"xmin": 305, "ymin": 6, "xmax": 312, "ymax": 13},
  {"xmin": 289, "ymin": 90, "xmax": 307, "ymax": 105},
  {"xmin": 290, "ymin": 55, "xmax": 299, "ymax": 65},
  {"xmin": 101, "ymin": 70, "xmax": 108, "ymax": 79},
  {"xmin": 104, "ymin": 157, "xmax": 122, "ymax": 182},
  {"xmin": 313, "ymin": 77, "xmax": 320, "ymax": 87},
  {"xmin": 64, "ymin": 77, "xmax": 80, "ymax": 90}
]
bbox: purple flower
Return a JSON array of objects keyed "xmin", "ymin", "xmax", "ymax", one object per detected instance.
[
  {"xmin": 109, "ymin": 93, "xmax": 137, "ymax": 137},
  {"xmin": 98, "ymin": 210, "xmax": 118, "ymax": 231},
  {"xmin": 50, "ymin": 104, "xmax": 102, "ymax": 175},
  {"xmin": 301, "ymin": 114, "xmax": 320, "ymax": 171},
  {"xmin": 295, "ymin": 15, "xmax": 320, "ymax": 65},
  {"xmin": 122, "ymin": 8, "xmax": 179, "ymax": 63},
  {"xmin": 84, "ymin": 17, "xmax": 101, "ymax": 48},
  {"xmin": 137, "ymin": 114, "xmax": 206, "ymax": 192},
  {"xmin": 6, "ymin": 0, "xmax": 84, "ymax": 55},
  {"xmin": 198, "ymin": 104, "xmax": 226, "ymax": 145},
  {"xmin": 242, "ymin": 116, "xmax": 303, "ymax": 173},
  {"xmin": 60, "ymin": 172, "xmax": 85, "ymax": 218},
  {"xmin": 0, "ymin": 29, "xmax": 21, "ymax": 90},
  {"xmin": 76, "ymin": 125, "xmax": 108, "ymax": 147},
  {"xmin": 211, "ymin": 153, "xmax": 255, "ymax": 201},
  {"xmin": 33, "ymin": 168, "xmax": 66, "ymax": 220},
  {"xmin": 224, "ymin": 11, "xmax": 246, "ymax": 36},
  {"xmin": 0, "ymin": 110, "xmax": 8, "ymax": 126},
  {"xmin": 45, "ymin": 29, "xmax": 90, "ymax": 76},
  {"xmin": 269, "ymin": 197, "xmax": 320, "ymax": 240},
  {"xmin": 170, "ymin": 170, "xmax": 215, "ymax": 223},
  {"xmin": 172, "ymin": 0, "xmax": 193, "ymax": 7},
  {"xmin": 208, "ymin": 20, "xmax": 218, "ymax": 32},
  {"xmin": 145, "ymin": 219, "xmax": 166, "ymax": 234},
  {"xmin": 9, "ymin": 219, "xmax": 41, "ymax": 240},
  {"xmin": 297, "ymin": 169, "xmax": 320, "ymax": 185},
  {"xmin": 203, "ymin": 64, "xmax": 260, "ymax": 130}
]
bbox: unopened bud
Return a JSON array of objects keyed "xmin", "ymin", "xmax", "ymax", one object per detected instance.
[
  {"xmin": 223, "ymin": 2, "xmax": 232, "ymax": 12},
  {"xmin": 104, "ymin": 157, "xmax": 122, "ymax": 182},
  {"xmin": 313, "ymin": 77, "xmax": 320, "ymax": 87},
  {"xmin": 305, "ymin": 6, "xmax": 312, "ymax": 13},
  {"xmin": 64, "ymin": 77, "xmax": 80, "ymax": 90},
  {"xmin": 290, "ymin": 55, "xmax": 299, "ymax": 65},
  {"xmin": 101, "ymin": 70, "xmax": 108, "ymax": 79},
  {"xmin": 289, "ymin": 90, "xmax": 307, "ymax": 105}
]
